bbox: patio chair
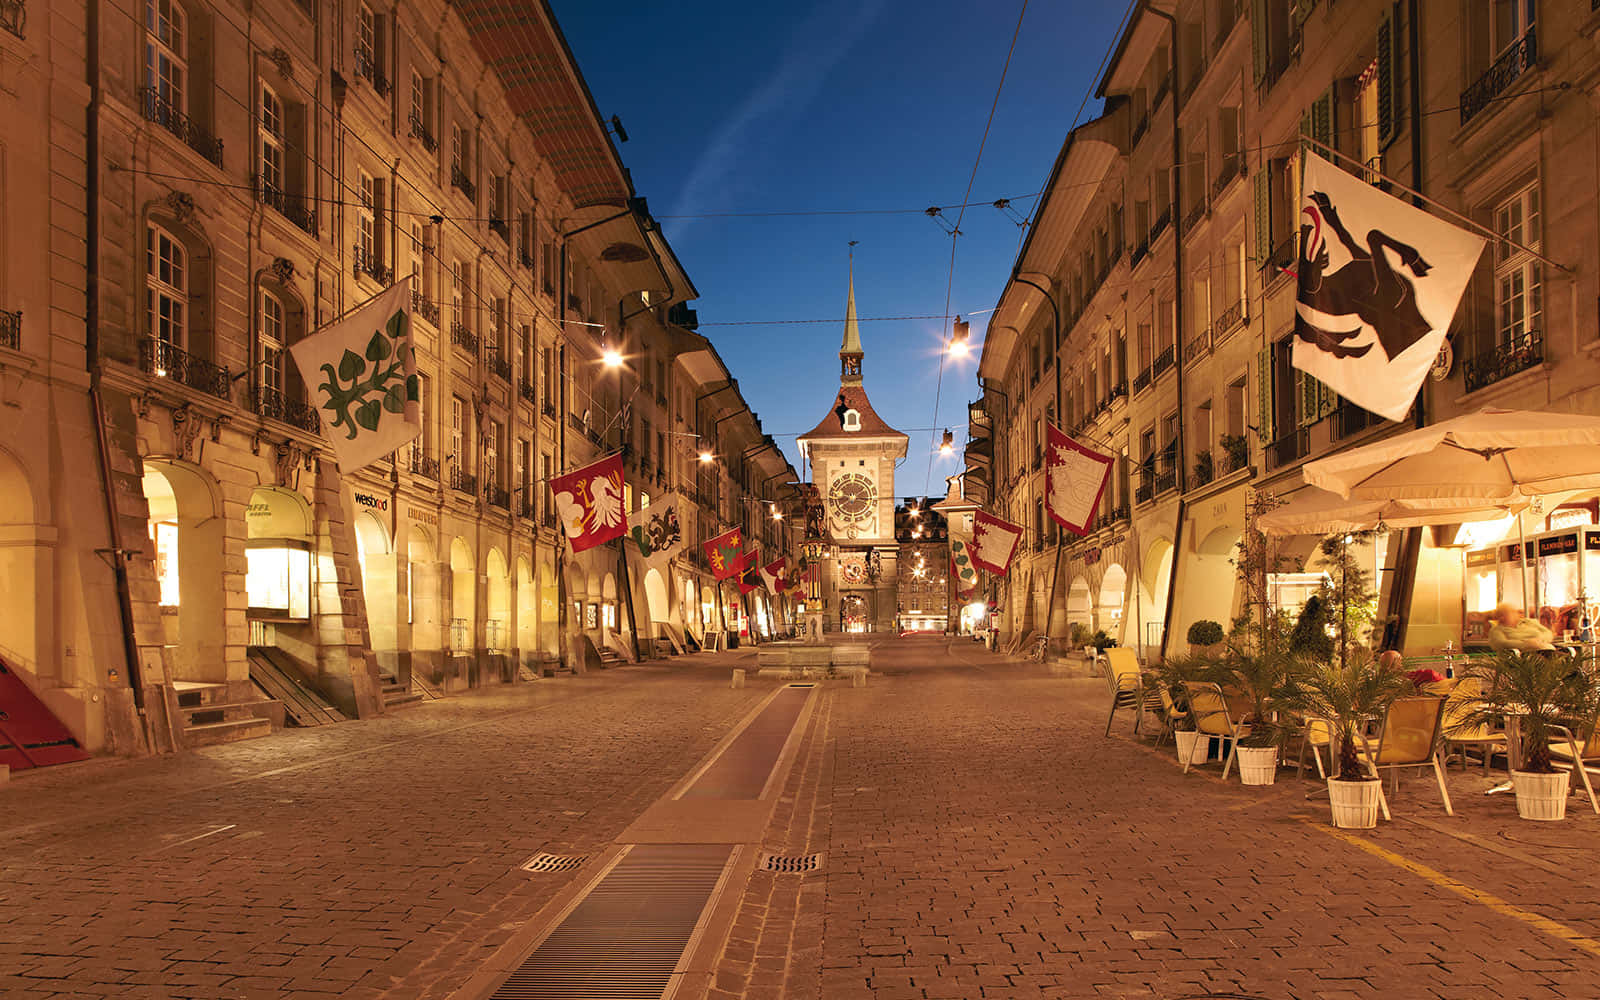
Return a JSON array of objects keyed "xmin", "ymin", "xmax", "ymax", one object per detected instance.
[
  {"xmin": 1180, "ymin": 681, "xmax": 1242, "ymax": 780},
  {"xmin": 1293, "ymin": 715, "xmax": 1332, "ymax": 779},
  {"xmin": 1440, "ymin": 676, "xmax": 1507, "ymax": 773},
  {"xmin": 1135, "ymin": 670, "xmax": 1185, "ymax": 745},
  {"xmin": 1356, "ymin": 695, "xmax": 1453, "ymax": 819},
  {"xmin": 1103, "ymin": 647, "xmax": 1142, "ymax": 737},
  {"xmin": 1546, "ymin": 719, "xmax": 1600, "ymax": 815}
]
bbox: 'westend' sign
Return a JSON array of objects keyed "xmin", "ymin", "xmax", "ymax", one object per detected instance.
[{"xmin": 353, "ymin": 492, "xmax": 388, "ymax": 511}]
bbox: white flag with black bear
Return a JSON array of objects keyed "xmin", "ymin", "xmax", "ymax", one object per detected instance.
[{"xmin": 1293, "ymin": 152, "xmax": 1485, "ymax": 422}]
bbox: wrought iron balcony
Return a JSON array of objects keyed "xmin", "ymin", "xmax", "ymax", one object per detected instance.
[
  {"xmin": 1268, "ymin": 235, "xmax": 1297, "ymax": 276},
  {"xmin": 354, "ymin": 49, "xmax": 390, "ymax": 96},
  {"xmin": 451, "ymin": 165, "xmax": 476, "ymax": 202},
  {"xmin": 253, "ymin": 385, "xmax": 320, "ymax": 433},
  {"xmin": 1132, "ymin": 368, "xmax": 1151, "ymax": 394},
  {"xmin": 450, "ymin": 468, "xmax": 477, "ymax": 496},
  {"xmin": 411, "ymin": 289, "xmax": 439, "ymax": 327},
  {"xmin": 1464, "ymin": 331, "xmax": 1543, "ymax": 393},
  {"xmin": 569, "ymin": 412, "xmax": 585, "ymax": 432},
  {"xmin": 1149, "ymin": 207, "xmax": 1171, "ymax": 243},
  {"xmin": 256, "ymin": 181, "xmax": 317, "ymax": 236},
  {"xmin": 137, "ymin": 88, "xmax": 223, "ymax": 167},
  {"xmin": 1212, "ymin": 152, "xmax": 1243, "ymax": 199},
  {"xmin": 0, "ymin": 0, "xmax": 23, "ymax": 39},
  {"xmin": 1155, "ymin": 468, "xmax": 1177, "ymax": 495},
  {"xmin": 1461, "ymin": 29, "xmax": 1536, "ymax": 126},
  {"xmin": 486, "ymin": 483, "xmax": 510, "ymax": 510},
  {"xmin": 519, "ymin": 249, "xmax": 536, "ymax": 271},
  {"xmin": 1182, "ymin": 198, "xmax": 1207, "ymax": 233},
  {"xmin": 1215, "ymin": 300, "xmax": 1245, "ymax": 336},
  {"xmin": 519, "ymin": 378, "xmax": 537, "ymax": 404},
  {"xmin": 139, "ymin": 338, "xmax": 230, "ymax": 399},
  {"xmin": 488, "ymin": 217, "xmax": 509, "ymax": 242},
  {"xmin": 1153, "ymin": 345, "xmax": 1175, "ymax": 376},
  {"xmin": 352, "ymin": 246, "xmax": 390, "ymax": 284},
  {"xmin": 450, "ymin": 322, "xmax": 478, "ymax": 353},
  {"xmin": 1186, "ymin": 326, "xmax": 1211, "ymax": 360},
  {"xmin": 0, "ymin": 308, "xmax": 17, "ymax": 351},
  {"xmin": 408, "ymin": 450, "xmax": 439, "ymax": 481},
  {"xmin": 1106, "ymin": 504, "xmax": 1130, "ymax": 525},
  {"xmin": 1265, "ymin": 427, "xmax": 1309, "ymax": 472},
  {"xmin": 1191, "ymin": 450, "xmax": 1215, "ymax": 488},
  {"xmin": 486, "ymin": 350, "xmax": 512, "ymax": 382},
  {"xmin": 1109, "ymin": 379, "xmax": 1127, "ymax": 401},
  {"xmin": 1135, "ymin": 479, "xmax": 1154, "ymax": 505},
  {"xmin": 1332, "ymin": 401, "xmax": 1378, "ymax": 440},
  {"xmin": 408, "ymin": 113, "xmax": 438, "ymax": 153},
  {"xmin": 1219, "ymin": 435, "xmax": 1250, "ymax": 475},
  {"xmin": 542, "ymin": 401, "xmax": 557, "ymax": 419},
  {"xmin": 1130, "ymin": 238, "xmax": 1150, "ymax": 268}
]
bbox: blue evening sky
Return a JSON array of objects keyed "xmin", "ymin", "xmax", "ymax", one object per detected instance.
[{"xmin": 554, "ymin": 1, "xmax": 1129, "ymax": 494}]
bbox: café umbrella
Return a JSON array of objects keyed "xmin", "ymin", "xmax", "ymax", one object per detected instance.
[{"xmin": 1257, "ymin": 484, "xmax": 1527, "ymax": 536}]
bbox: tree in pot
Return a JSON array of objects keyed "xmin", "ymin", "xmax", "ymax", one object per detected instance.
[
  {"xmin": 1186, "ymin": 619, "xmax": 1225, "ymax": 655},
  {"xmin": 1212, "ymin": 641, "xmax": 1299, "ymax": 785},
  {"xmin": 1151, "ymin": 652, "xmax": 1217, "ymax": 765},
  {"xmin": 1282, "ymin": 650, "xmax": 1413, "ymax": 827},
  {"xmin": 1445, "ymin": 650, "xmax": 1600, "ymax": 821}
]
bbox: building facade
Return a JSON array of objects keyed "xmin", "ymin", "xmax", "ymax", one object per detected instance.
[
  {"xmin": 0, "ymin": 0, "xmax": 794, "ymax": 762},
  {"xmin": 972, "ymin": 0, "xmax": 1600, "ymax": 661}
]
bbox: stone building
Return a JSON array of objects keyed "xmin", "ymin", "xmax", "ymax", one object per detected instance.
[
  {"xmin": 0, "ymin": 0, "xmax": 792, "ymax": 764},
  {"xmin": 972, "ymin": 0, "xmax": 1600, "ymax": 660}
]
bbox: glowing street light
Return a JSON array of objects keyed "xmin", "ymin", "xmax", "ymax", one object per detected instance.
[
  {"xmin": 949, "ymin": 316, "xmax": 970, "ymax": 357},
  {"xmin": 698, "ymin": 450, "xmax": 714, "ymax": 464},
  {"xmin": 939, "ymin": 429, "xmax": 954, "ymax": 456},
  {"xmin": 601, "ymin": 347, "xmax": 624, "ymax": 368}
]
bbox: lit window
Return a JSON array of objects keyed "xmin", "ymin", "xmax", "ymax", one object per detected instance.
[
  {"xmin": 151, "ymin": 520, "xmax": 179, "ymax": 607},
  {"xmin": 1494, "ymin": 182, "xmax": 1542, "ymax": 346},
  {"xmin": 259, "ymin": 83, "xmax": 285, "ymax": 195},
  {"xmin": 146, "ymin": 223, "xmax": 187, "ymax": 347},
  {"xmin": 602, "ymin": 603, "xmax": 617, "ymax": 629},
  {"xmin": 145, "ymin": 0, "xmax": 186, "ymax": 113},
  {"xmin": 246, "ymin": 540, "xmax": 311, "ymax": 619},
  {"xmin": 259, "ymin": 289, "xmax": 284, "ymax": 397}
]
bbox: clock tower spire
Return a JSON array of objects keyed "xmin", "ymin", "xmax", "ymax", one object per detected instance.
[{"xmin": 841, "ymin": 246, "xmax": 863, "ymax": 385}]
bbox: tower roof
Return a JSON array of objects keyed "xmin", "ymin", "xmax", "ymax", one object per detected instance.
[{"xmin": 841, "ymin": 264, "xmax": 863, "ymax": 357}]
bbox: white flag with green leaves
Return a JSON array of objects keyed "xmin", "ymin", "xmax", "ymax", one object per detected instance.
[{"xmin": 290, "ymin": 279, "xmax": 421, "ymax": 473}]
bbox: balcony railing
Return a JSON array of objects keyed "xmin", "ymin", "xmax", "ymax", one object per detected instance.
[
  {"xmin": 352, "ymin": 246, "xmax": 390, "ymax": 284},
  {"xmin": 488, "ymin": 217, "xmax": 510, "ymax": 242},
  {"xmin": 450, "ymin": 468, "xmax": 477, "ymax": 496},
  {"xmin": 1155, "ymin": 467, "xmax": 1177, "ymax": 495},
  {"xmin": 1149, "ymin": 207, "xmax": 1171, "ymax": 243},
  {"xmin": 1212, "ymin": 152, "xmax": 1243, "ymax": 199},
  {"xmin": 542, "ymin": 401, "xmax": 557, "ymax": 419},
  {"xmin": 1152, "ymin": 345, "xmax": 1175, "ymax": 376},
  {"xmin": 1265, "ymin": 427, "xmax": 1309, "ymax": 472},
  {"xmin": 353, "ymin": 49, "xmax": 390, "ymax": 96},
  {"xmin": 519, "ymin": 379, "xmax": 537, "ymax": 404},
  {"xmin": 486, "ymin": 483, "xmax": 510, "ymax": 510},
  {"xmin": 1186, "ymin": 326, "xmax": 1211, "ymax": 360},
  {"xmin": 1108, "ymin": 379, "xmax": 1127, "ymax": 402},
  {"xmin": 1461, "ymin": 29, "xmax": 1536, "ymax": 126},
  {"xmin": 1215, "ymin": 300, "xmax": 1245, "ymax": 337},
  {"xmin": 257, "ymin": 181, "xmax": 317, "ymax": 236},
  {"xmin": 253, "ymin": 385, "xmax": 320, "ymax": 432},
  {"xmin": 0, "ymin": 0, "xmax": 22, "ymax": 39},
  {"xmin": 1130, "ymin": 238, "xmax": 1150, "ymax": 268},
  {"xmin": 1106, "ymin": 504, "xmax": 1130, "ymax": 525},
  {"xmin": 1332, "ymin": 401, "xmax": 1378, "ymax": 440},
  {"xmin": 486, "ymin": 351, "xmax": 512, "ymax": 382},
  {"xmin": 1464, "ymin": 331, "xmax": 1543, "ymax": 393},
  {"xmin": 408, "ymin": 450, "xmax": 439, "ymax": 481},
  {"xmin": 1191, "ymin": 450, "xmax": 1215, "ymax": 488},
  {"xmin": 519, "ymin": 249, "xmax": 537, "ymax": 271},
  {"xmin": 1182, "ymin": 198, "xmax": 1207, "ymax": 233},
  {"xmin": 139, "ymin": 338, "xmax": 231, "ymax": 399},
  {"xmin": 408, "ymin": 113, "xmax": 438, "ymax": 153},
  {"xmin": 1132, "ymin": 368, "xmax": 1151, "ymax": 394},
  {"xmin": 451, "ymin": 165, "xmax": 476, "ymax": 202},
  {"xmin": 1135, "ymin": 478, "xmax": 1154, "ymax": 505},
  {"xmin": 411, "ymin": 289, "xmax": 439, "ymax": 327},
  {"xmin": 451, "ymin": 322, "xmax": 478, "ymax": 353},
  {"xmin": 1267, "ymin": 235, "xmax": 1296, "ymax": 278},
  {"xmin": 0, "ymin": 308, "xmax": 17, "ymax": 351},
  {"xmin": 137, "ymin": 88, "xmax": 224, "ymax": 167}
]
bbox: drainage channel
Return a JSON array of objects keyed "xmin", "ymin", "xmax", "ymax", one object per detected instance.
[{"xmin": 472, "ymin": 684, "xmax": 817, "ymax": 1000}]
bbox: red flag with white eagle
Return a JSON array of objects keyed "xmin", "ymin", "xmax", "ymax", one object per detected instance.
[
  {"xmin": 968, "ymin": 510, "xmax": 1023, "ymax": 577},
  {"xmin": 760, "ymin": 557, "xmax": 787, "ymax": 594},
  {"xmin": 1045, "ymin": 422, "xmax": 1114, "ymax": 536},
  {"xmin": 549, "ymin": 452, "xmax": 626, "ymax": 553}
]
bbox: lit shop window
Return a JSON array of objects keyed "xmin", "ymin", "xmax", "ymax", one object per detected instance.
[
  {"xmin": 246, "ymin": 540, "xmax": 311, "ymax": 619},
  {"xmin": 602, "ymin": 603, "xmax": 617, "ymax": 629},
  {"xmin": 151, "ymin": 520, "xmax": 180, "ymax": 607}
]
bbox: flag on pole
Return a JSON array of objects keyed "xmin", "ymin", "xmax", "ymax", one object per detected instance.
[
  {"xmin": 549, "ymin": 452, "xmax": 627, "ymax": 553},
  {"xmin": 289, "ymin": 279, "xmax": 420, "ymax": 473},
  {"xmin": 1045, "ymin": 422, "xmax": 1115, "ymax": 535},
  {"xmin": 968, "ymin": 510, "xmax": 1023, "ymax": 577},
  {"xmin": 950, "ymin": 536, "xmax": 980, "ymax": 592},
  {"xmin": 703, "ymin": 527, "xmax": 747, "ymax": 580},
  {"xmin": 737, "ymin": 548, "xmax": 762, "ymax": 595},
  {"xmin": 760, "ymin": 557, "xmax": 787, "ymax": 594},
  {"xmin": 1293, "ymin": 151, "xmax": 1486, "ymax": 422},
  {"xmin": 626, "ymin": 497, "xmax": 686, "ymax": 565}
]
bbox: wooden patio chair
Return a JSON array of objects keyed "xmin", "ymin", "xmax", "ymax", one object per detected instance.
[
  {"xmin": 1292, "ymin": 715, "xmax": 1332, "ymax": 779},
  {"xmin": 1103, "ymin": 647, "xmax": 1142, "ymax": 737},
  {"xmin": 1355, "ymin": 695, "xmax": 1453, "ymax": 819},
  {"xmin": 1135, "ymin": 670, "xmax": 1185, "ymax": 745},
  {"xmin": 1180, "ymin": 681, "xmax": 1242, "ymax": 780},
  {"xmin": 1440, "ymin": 676, "xmax": 1507, "ymax": 773},
  {"xmin": 1547, "ymin": 717, "xmax": 1600, "ymax": 815}
]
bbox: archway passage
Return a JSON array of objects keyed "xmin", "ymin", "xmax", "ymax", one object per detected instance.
[
  {"xmin": 354, "ymin": 512, "xmax": 398, "ymax": 676},
  {"xmin": 142, "ymin": 461, "xmax": 226, "ymax": 682},
  {"xmin": 1098, "ymin": 563, "xmax": 1128, "ymax": 648},
  {"xmin": 1067, "ymin": 575, "xmax": 1093, "ymax": 637},
  {"xmin": 449, "ymin": 538, "xmax": 475, "ymax": 658},
  {"xmin": 1140, "ymin": 540, "xmax": 1175, "ymax": 657},
  {"xmin": 1179, "ymin": 526, "xmax": 1242, "ymax": 649},
  {"xmin": 516, "ymin": 557, "xmax": 535, "ymax": 664},
  {"xmin": 0, "ymin": 449, "xmax": 41, "ymax": 683},
  {"xmin": 409, "ymin": 529, "xmax": 441, "ymax": 683},
  {"xmin": 486, "ymin": 549, "xmax": 510, "ymax": 654},
  {"xmin": 538, "ymin": 554, "xmax": 559, "ymax": 655}
]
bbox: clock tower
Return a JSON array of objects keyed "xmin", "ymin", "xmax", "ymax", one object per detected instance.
[{"xmin": 797, "ymin": 260, "xmax": 908, "ymax": 633}]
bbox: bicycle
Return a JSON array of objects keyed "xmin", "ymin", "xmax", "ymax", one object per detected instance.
[{"xmin": 1029, "ymin": 634, "xmax": 1049, "ymax": 662}]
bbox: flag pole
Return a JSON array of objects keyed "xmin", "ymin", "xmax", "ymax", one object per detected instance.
[{"xmin": 1297, "ymin": 135, "xmax": 1569, "ymax": 273}]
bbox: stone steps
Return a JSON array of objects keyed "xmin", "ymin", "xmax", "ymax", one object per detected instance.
[{"xmin": 172, "ymin": 681, "xmax": 282, "ymax": 747}]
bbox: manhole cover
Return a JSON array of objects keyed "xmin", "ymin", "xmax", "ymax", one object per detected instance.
[
  {"xmin": 761, "ymin": 852, "xmax": 823, "ymax": 874},
  {"xmin": 521, "ymin": 852, "xmax": 590, "ymax": 873}
]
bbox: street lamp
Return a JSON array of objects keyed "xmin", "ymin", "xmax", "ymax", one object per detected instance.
[
  {"xmin": 940, "ymin": 429, "xmax": 954, "ymax": 456},
  {"xmin": 698, "ymin": 449, "xmax": 714, "ymax": 464},
  {"xmin": 949, "ymin": 316, "xmax": 970, "ymax": 357},
  {"xmin": 601, "ymin": 346, "xmax": 624, "ymax": 369}
]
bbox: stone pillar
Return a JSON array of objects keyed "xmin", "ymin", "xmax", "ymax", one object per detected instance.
[{"xmin": 312, "ymin": 458, "xmax": 383, "ymax": 718}]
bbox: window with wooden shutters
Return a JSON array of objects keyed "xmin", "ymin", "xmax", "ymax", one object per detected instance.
[
  {"xmin": 1255, "ymin": 345, "xmax": 1274, "ymax": 446},
  {"xmin": 1375, "ymin": 6, "xmax": 1400, "ymax": 150},
  {"xmin": 1253, "ymin": 167, "xmax": 1271, "ymax": 270}
]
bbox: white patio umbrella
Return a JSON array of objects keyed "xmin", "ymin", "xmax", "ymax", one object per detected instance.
[
  {"xmin": 1257, "ymin": 484, "xmax": 1526, "ymax": 536},
  {"xmin": 1302, "ymin": 408, "xmax": 1600, "ymax": 613}
]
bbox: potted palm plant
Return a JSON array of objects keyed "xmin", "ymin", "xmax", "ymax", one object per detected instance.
[
  {"xmin": 1446, "ymin": 650, "xmax": 1600, "ymax": 821},
  {"xmin": 1152, "ymin": 653, "xmax": 1216, "ymax": 766},
  {"xmin": 1283, "ymin": 649, "xmax": 1413, "ymax": 827},
  {"xmin": 1214, "ymin": 642, "xmax": 1299, "ymax": 785}
]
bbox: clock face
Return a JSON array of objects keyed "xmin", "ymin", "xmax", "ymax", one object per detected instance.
[
  {"xmin": 829, "ymin": 472, "xmax": 876, "ymax": 524},
  {"xmin": 841, "ymin": 557, "xmax": 868, "ymax": 584}
]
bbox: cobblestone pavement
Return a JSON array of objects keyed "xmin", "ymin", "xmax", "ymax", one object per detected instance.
[{"xmin": 7, "ymin": 639, "xmax": 1600, "ymax": 1000}]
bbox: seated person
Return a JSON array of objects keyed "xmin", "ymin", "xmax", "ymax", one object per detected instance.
[{"xmin": 1487, "ymin": 602, "xmax": 1555, "ymax": 652}]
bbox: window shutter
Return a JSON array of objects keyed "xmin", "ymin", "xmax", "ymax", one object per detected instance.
[
  {"xmin": 1319, "ymin": 381, "xmax": 1340, "ymax": 422},
  {"xmin": 1250, "ymin": 0, "xmax": 1268, "ymax": 85},
  {"xmin": 1312, "ymin": 86, "xmax": 1335, "ymax": 149},
  {"xmin": 1376, "ymin": 5, "xmax": 1400, "ymax": 149},
  {"xmin": 1253, "ymin": 166, "xmax": 1271, "ymax": 268},
  {"xmin": 1256, "ymin": 346, "xmax": 1275, "ymax": 445},
  {"xmin": 1291, "ymin": 0, "xmax": 1316, "ymax": 31},
  {"xmin": 1296, "ymin": 368, "xmax": 1316, "ymax": 428}
]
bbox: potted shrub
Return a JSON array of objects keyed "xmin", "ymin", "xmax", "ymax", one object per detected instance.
[
  {"xmin": 1283, "ymin": 650, "xmax": 1413, "ymax": 827},
  {"xmin": 1186, "ymin": 619, "xmax": 1225, "ymax": 656},
  {"xmin": 1193, "ymin": 449, "xmax": 1215, "ymax": 486},
  {"xmin": 1446, "ymin": 650, "xmax": 1600, "ymax": 821},
  {"xmin": 1219, "ymin": 433, "xmax": 1249, "ymax": 473},
  {"xmin": 1213, "ymin": 643, "xmax": 1299, "ymax": 785},
  {"xmin": 1152, "ymin": 653, "xmax": 1217, "ymax": 765}
]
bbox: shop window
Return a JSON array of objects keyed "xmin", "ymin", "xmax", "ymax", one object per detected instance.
[
  {"xmin": 150, "ymin": 519, "xmax": 179, "ymax": 607},
  {"xmin": 246, "ymin": 540, "xmax": 311, "ymax": 619},
  {"xmin": 602, "ymin": 603, "xmax": 617, "ymax": 629}
]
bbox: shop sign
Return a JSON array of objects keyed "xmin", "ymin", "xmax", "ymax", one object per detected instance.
[
  {"xmin": 1465, "ymin": 547, "xmax": 1497, "ymax": 568},
  {"xmin": 1083, "ymin": 546, "xmax": 1101, "ymax": 565},
  {"xmin": 407, "ymin": 506, "xmax": 439, "ymax": 528},
  {"xmin": 1585, "ymin": 530, "xmax": 1600, "ymax": 551},
  {"xmin": 1538, "ymin": 533, "xmax": 1578, "ymax": 557},
  {"xmin": 353, "ymin": 491, "xmax": 388, "ymax": 512}
]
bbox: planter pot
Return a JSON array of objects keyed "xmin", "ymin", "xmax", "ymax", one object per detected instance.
[
  {"xmin": 1236, "ymin": 745, "xmax": 1278, "ymax": 785},
  {"xmin": 1512, "ymin": 769, "xmax": 1570, "ymax": 821},
  {"xmin": 1328, "ymin": 778, "xmax": 1382, "ymax": 828},
  {"xmin": 1175, "ymin": 729, "xmax": 1210, "ymax": 765}
]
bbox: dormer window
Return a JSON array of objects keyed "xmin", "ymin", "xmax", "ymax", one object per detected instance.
[{"xmin": 843, "ymin": 409, "xmax": 861, "ymax": 431}]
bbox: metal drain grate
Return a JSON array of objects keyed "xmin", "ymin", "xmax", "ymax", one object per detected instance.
[
  {"xmin": 761, "ymin": 852, "xmax": 823, "ymax": 874},
  {"xmin": 683, "ymin": 685, "xmax": 810, "ymax": 799},
  {"xmin": 491, "ymin": 844, "xmax": 732, "ymax": 999},
  {"xmin": 521, "ymin": 852, "xmax": 590, "ymax": 873}
]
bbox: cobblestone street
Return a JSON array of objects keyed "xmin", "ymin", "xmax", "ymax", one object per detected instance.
[{"xmin": 6, "ymin": 639, "xmax": 1600, "ymax": 999}]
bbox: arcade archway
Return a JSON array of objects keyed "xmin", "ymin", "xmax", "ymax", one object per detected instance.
[
  {"xmin": 353, "ymin": 511, "xmax": 398, "ymax": 674},
  {"xmin": 449, "ymin": 538, "xmax": 474, "ymax": 654},
  {"xmin": 142, "ymin": 461, "xmax": 226, "ymax": 682}
]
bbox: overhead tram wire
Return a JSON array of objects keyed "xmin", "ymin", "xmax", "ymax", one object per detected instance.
[{"xmin": 924, "ymin": 0, "xmax": 1028, "ymax": 495}]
